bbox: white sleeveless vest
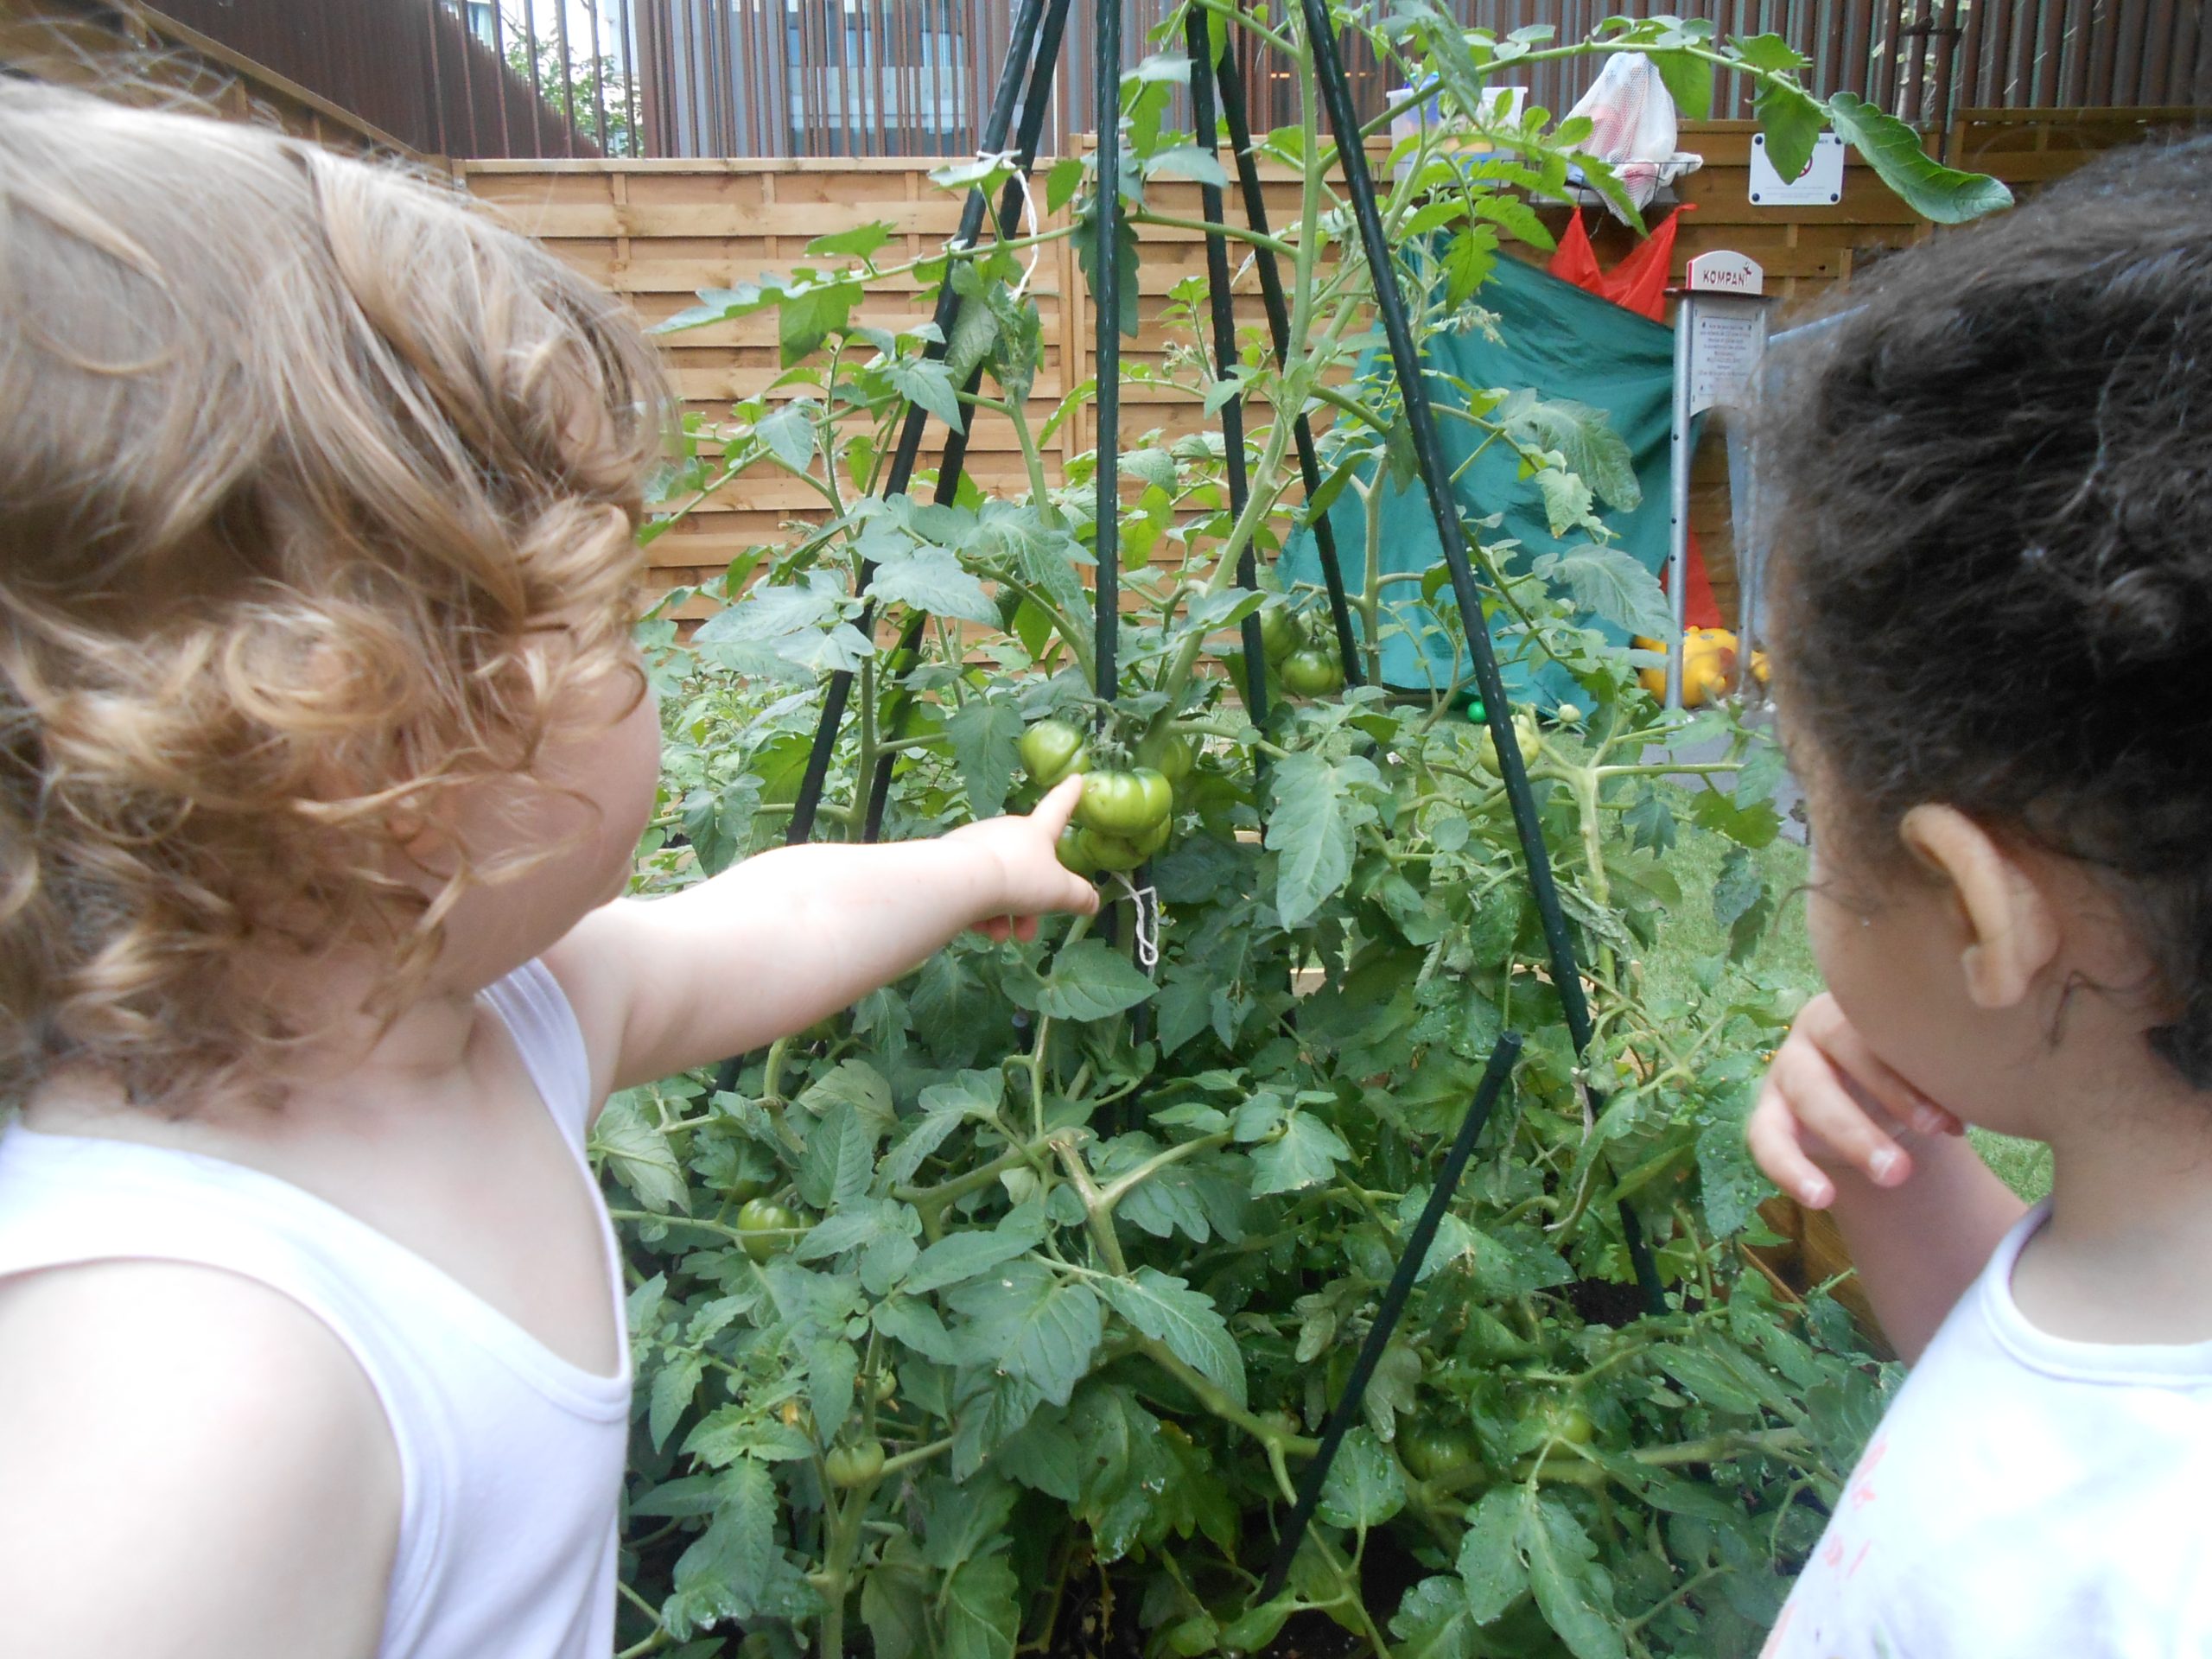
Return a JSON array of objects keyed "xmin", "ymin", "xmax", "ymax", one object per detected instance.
[{"xmin": 0, "ymin": 962, "xmax": 632, "ymax": 1658}]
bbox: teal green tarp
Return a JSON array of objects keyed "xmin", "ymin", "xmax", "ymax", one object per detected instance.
[{"xmin": 1282, "ymin": 251, "xmax": 1687, "ymax": 707}]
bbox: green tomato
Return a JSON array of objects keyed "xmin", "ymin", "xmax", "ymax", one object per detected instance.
[
  {"xmin": 1017, "ymin": 718, "xmax": 1090, "ymax": 788},
  {"xmin": 1135, "ymin": 728, "xmax": 1195, "ymax": 785},
  {"xmin": 1474, "ymin": 724, "xmax": 1501, "ymax": 774},
  {"xmin": 1131, "ymin": 815, "xmax": 1173, "ymax": 858},
  {"xmin": 736, "ymin": 1198, "xmax": 802, "ymax": 1264},
  {"xmin": 1280, "ymin": 647, "xmax": 1345, "ymax": 698},
  {"xmin": 824, "ymin": 1439, "xmax": 886, "ymax": 1489},
  {"xmin": 1077, "ymin": 768, "xmax": 1173, "ymax": 836},
  {"xmin": 1551, "ymin": 1404, "xmax": 1596, "ymax": 1445},
  {"xmin": 1257, "ymin": 603, "xmax": 1303, "ymax": 665},
  {"xmin": 1512, "ymin": 1395, "xmax": 1596, "ymax": 1453},
  {"xmin": 1077, "ymin": 827, "xmax": 1147, "ymax": 873},
  {"xmin": 1399, "ymin": 1420, "xmax": 1484, "ymax": 1484},
  {"xmin": 1055, "ymin": 823, "xmax": 1102, "ymax": 879}
]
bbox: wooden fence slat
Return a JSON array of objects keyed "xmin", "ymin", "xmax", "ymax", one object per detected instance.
[{"xmin": 465, "ymin": 109, "xmax": 2203, "ymax": 625}]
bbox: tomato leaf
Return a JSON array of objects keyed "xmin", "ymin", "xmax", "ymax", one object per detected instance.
[
  {"xmin": 1521, "ymin": 1492, "xmax": 1625, "ymax": 1659},
  {"xmin": 1754, "ymin": 79, "xmax": 1825, "ymax": 187},
  {"xmin": 946, "ymin": 697, "xmax": 1026, "ymax": 818},
  {"xmin": 1096, "ymin": 1268, "xmax": 1246, "ymax": 1408},
  {"xmin": 1265, "ymin": 752, "xmax": 1382, "ymax": 929},
  {"xmin": 887, "ymin": 354, "xmax": 967, "ymax": 433},
  {"xmin": 590, "ymin": 1094, "xmax": 690, "ymax": 1215},
  {"xmin": 1015, "ymin": 939, "xmax": 1157, "ymax": 1022},
  {"xmin": 1391, "ymin": 1574, "xmax": 1482, "ymax": 1659},
  {"xmin": 1249, "ymin": 1109, "xmax": 1351, "ymax": 1196},
  {"xmin": 648, "ymin": 1353, "xmax": 704, "ymax": 1452},
  {"xmin": 903, "ymin": 1204, "xmax": 1047, "ymax": 1295},
  {"xmin": 1827, "ymin": 91, "xmax": 2015, "ymax": 223},
  {"xmin": 947, "ymin": 1261, "xmax": 1103, "ymax": 1407},
  {"xmin": 1315, "ymin": 1426, "xmax": 1407, "ymax": 1528},
  {"xmin": 796, "ymin": 1101, "xmax": 883, "ymax": 1212},
  {"xmin": 753, "ymin": 399, "xmax": 820, "ymax": 473},
  {"xmin": 867, "ymin": 545, "xmax": 1000, "ymax": 627},
  {"xmin": 1648, "ymin": 48, "xmax": 1713, "ymax": 120},
  {"xmin": 1458, "ymin": 1487, "xmax": 1530, "ymax": 1620},
  {"xmin": 941, "ymin": 1554, "xmax": 1021, "ymax": 1659},
  {"xmin": 1546, "ymin": 544, "xmax": 1674, "ymax": 641},
  {"xmin": 806, "ymin": 220, "xmax": 895, "ymax": 261}
]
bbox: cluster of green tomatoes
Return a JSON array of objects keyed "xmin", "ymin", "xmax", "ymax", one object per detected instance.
[
  {"xmin": 1016, "ymin": 717, "xmax": 1190, "ymax": 877},
  {"xmin": 1255, "ymin": 601, "xmax": 1346, "ymax": 700},
  {"xmin": 1019, "ymin": 601, "xmax": 1347, "ymax": 880}
]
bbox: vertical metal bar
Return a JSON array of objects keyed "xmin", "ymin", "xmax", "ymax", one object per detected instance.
[
  {"xmin": 1877, "ymin": 0, "xmax": 1906, "ymax": 111},
  {"xmin": 2137, "ymin": 0, "xmax": 2175, "ymax": 104},
  {"xmin": 626, "ymin": 0, "xmax": 644, "ymax": 156},
  {"xmin": 590, "ymin": 0, "xmax": 613, "ymax": 151},
  {"xmin": 553, "ymin": 0, "xmax": 579, "ymax": 152},
  {"xmin": 782, "ymin": 0, "xmax": 1061, "ymax": 845},
  {"xmin": 2090, "ymin": 0, "xmax": 2124, "ymax": 106},
  {"xmin": 1929, "ymin": 0, "xmax": 1963, "ymax": 151},
  {"xmin": 1092, "ymin": 0, "xmax": 1122, "ymax": 701},
  {"xmin": 1299, "ymin": 0, "xmax": 1666, "ymax": 1314},
  {"xmin": 455, "ymin": 0, "xmax": 482, "ymax": 156},
  {"xmin": 1187, "ymin": 9, "xmax": 1272, "ymax": 726},
  {"xmin": 425, "ymin": 0, "xmax": 453, "ymax": 157},
  {"xmin": 1211, "ymin": 27, "xmax": 1362, "ymax": 683},
  {"xmin": 873, "ymin": 0, "xmax": 890, "ymax": 157},
  {"xmin": 522, "ymin": 0, "xmax": 545, "ymax": 154},
  {"xmin": 1666, "ymin": 297, "xmax": 1694, "ymax": 709},
  {"xmin": 2165, "ymin": 0, "xmax": 2199, "ymax": 107},
  {"xmin": 1986, "ymin": 0, "xmax": 2015, "ymax": 107},
  {"xmin": 492, "ymin": 0, "xmax": 515, "ymax": 155},
  {"xmin": 753, "ymin": 0, "xmax": 773, "ymax": 158},
  {"xmin": 2033, "ymin": 0, "xmax": 2064, "ymax": 105},
  {"xmin": 1258, "ymin": 1034, "xmax": 1524, "ymax": 1605},
  {"xmin": 2063, "ymin": 0, "xmax": 2093, "ymax": 105}
]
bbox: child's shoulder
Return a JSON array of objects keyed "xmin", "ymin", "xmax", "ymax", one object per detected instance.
[{"xmin": 0, "ymin": 1255, "xmax": 397, "ymax": 1655}]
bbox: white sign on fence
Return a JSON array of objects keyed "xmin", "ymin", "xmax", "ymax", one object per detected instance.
[{"xmin": 1748, "ymin": 130, "xmax": 1846, "ymax": 207}]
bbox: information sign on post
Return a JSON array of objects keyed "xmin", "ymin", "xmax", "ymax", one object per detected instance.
[{"xmin": 1666, "ymin": 254, "xmax": 1772, "ymax": 708}]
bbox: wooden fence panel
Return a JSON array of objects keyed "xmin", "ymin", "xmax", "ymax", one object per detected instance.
[{"xmin": 461, "ymin": 107, "xmax": 2203, "ymax": 620}]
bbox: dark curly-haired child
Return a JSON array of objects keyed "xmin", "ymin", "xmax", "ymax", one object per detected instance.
[{"xmin": 1747, "ymin": 132, "xmax": 2212, "ymax": 1656}]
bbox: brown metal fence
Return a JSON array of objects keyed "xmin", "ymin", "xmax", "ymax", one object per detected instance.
[
  {"xmin": 628, "ymin": 0, "xmax": 2210, "ymax": 158},
  {"xmin": 85, "ymin": 0, "xmax": 2212, "ymax": 161}
]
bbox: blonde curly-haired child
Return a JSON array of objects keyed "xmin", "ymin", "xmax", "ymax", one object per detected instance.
[{"xmin": 0, "ymin": 83, "xmax": 1096, "ymax": 1658}]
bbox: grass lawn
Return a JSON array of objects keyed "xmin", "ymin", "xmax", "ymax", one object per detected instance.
[{"xmin": 1650, "ymin": 818, "xmax": 2052, "ymax": 1204}]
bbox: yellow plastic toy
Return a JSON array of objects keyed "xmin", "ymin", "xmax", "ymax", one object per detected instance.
[{"xmin": 1633, "ymin": 628, "xmax": 1741, "ymax": 708}]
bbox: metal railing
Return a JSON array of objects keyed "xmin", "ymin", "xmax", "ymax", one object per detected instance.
[
  {"xmin": 623, "ymin": 0, "xmax": 2208, "ymax": 159},
  {"xmin": 141, "ymin": 0, "xmax": 2212, "ymax": 162}
]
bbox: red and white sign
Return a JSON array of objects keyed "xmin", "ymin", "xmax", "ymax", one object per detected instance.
[{"xmin": 1685, "ymin": 251, "xmax": 1764, "ymax": 296}]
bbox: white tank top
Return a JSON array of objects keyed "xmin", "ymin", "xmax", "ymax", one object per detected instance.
[{"xmin": 0, "ymin": 962, "xmax": 631, "ymax": 1659}]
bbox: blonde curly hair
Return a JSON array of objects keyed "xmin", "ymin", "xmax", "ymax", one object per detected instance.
[{"xmin": 0, "ymin": 82, "xmax": 671, "ymax": 1111}]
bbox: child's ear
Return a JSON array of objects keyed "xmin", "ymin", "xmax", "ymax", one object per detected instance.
[{"xmin": 1899, "ymin": 805, "xmax": 2060, "ymax": 1010}]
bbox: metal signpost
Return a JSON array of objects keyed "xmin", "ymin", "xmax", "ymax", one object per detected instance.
[{"xmin": 1665, "ymin": 251, "xmax": 1773, "ymax": 708}]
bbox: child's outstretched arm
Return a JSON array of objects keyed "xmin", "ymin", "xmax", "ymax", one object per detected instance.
[
  {"xmin": 1748, "ymin": 993, "xmax": 2027, "ymax": 1361},
  {"xmin": 548, "ymin": 776, "xmax": 1101, "ymax": 1096}
]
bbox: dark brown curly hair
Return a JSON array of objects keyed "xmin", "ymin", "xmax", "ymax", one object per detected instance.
[{"xmin": 1760, "ymin": 131, "xmax": 2212, "ymax": 1087}]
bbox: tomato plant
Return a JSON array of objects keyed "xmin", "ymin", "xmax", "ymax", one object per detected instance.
[{"xmin": 601, "ymin": 6, "xmax": 2006, "ymax": 1656}]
